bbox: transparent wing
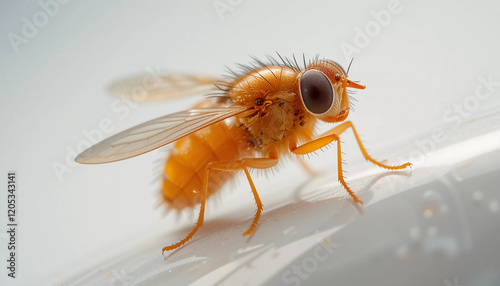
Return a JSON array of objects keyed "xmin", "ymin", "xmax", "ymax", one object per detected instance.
[
  {"xmin": 108, "ymin": 73, "xmax": 232, "ymax": 101},
  {"xmin": 75, "ymin": 105, "xmax": 248, "ymax": 164}
]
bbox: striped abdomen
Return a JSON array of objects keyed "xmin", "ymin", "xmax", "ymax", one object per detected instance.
[{"xmin": 161, "ymin": 121, "xmax": 244, "ymax": 210}]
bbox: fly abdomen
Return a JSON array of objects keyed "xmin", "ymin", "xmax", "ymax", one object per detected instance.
[{"xmin": 161, "ymin": 122, "xmax": 242, "ymax": 210}]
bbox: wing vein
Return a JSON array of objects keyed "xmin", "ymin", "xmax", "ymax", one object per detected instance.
[{"xmin": 76, "ymin": 106, "xmax": 249, "ymax": 164}]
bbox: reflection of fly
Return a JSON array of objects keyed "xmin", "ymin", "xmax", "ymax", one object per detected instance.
[{"xmin": 76, "ymin": 55, "xmax": 411, "ymax": 253}]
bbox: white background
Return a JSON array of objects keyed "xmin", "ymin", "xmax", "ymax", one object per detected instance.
[{"xmin": 1, "ymin": 0, "xmax": 500, "ymax": 285}]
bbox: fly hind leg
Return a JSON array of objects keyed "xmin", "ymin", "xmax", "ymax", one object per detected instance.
[{"xmin": 162, "ymin": 156, "xmax": 278, "ymax": 253}]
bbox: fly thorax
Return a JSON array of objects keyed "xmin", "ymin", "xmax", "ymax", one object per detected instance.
[{"xmin": 239, "ymin": 95, "xmax": 302, "ymax": 150}]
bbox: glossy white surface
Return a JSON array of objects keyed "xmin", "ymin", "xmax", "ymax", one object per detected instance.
[
  {"xmin": 1, "ymin": 1, "xmax": 500, "ymax": 285},
  {"xmin": 65, "ymin": 112, "xmax": 500, "ymax": 286}
]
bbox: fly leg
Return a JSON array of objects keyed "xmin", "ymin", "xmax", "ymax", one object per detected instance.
[
  {"xmin": 162, "ymin": 156, "xmax": 278, "ymax": 253},
  {"xmin": 320, "ymin": 121, "xmax": 412, "ymax": 170},
  {"xmin": 291, "ymin": 132, "xmax": 363, "ymax": 203},
  {"xmin": 290, "ymin": 121, "xmax": 411, "ymax": 204},
  {"xmin": 236, "ymin": 157, "xmax": 279, "ymax": 235}
]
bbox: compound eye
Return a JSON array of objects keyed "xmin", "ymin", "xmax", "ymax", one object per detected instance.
[{"xmin": 299, "ymin": 69, "xmax": 334, "ymax": 115}]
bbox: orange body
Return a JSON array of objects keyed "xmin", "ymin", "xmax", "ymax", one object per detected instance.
[
  {"xmin": 162, "ymin": 120, "xmax": 242, "ymax": 210},
  {"xmin": 75, "ymin": 55, "xmax": 411, "ymax": 253},
  {"xmin": 161, "ymin": 65, "xmax": 319, "ymax": 210}
]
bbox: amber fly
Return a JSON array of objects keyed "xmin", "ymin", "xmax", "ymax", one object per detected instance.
[{"xmin": 76, "ymin": 54, "xmax": 412, "ymax": 253}]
